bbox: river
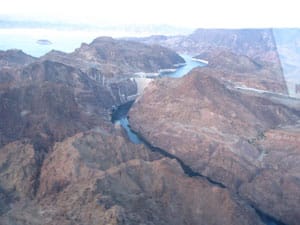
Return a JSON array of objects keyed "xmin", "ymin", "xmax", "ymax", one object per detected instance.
[
  {"xmin": 111, "ymin": 55, "xmax": 206, "ymax": 144},
  {"xmin": 111, "ymin": 56, "xmax": 286, "ymax": 225}
]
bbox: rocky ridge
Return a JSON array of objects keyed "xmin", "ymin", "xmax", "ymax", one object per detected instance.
[
  {"xmin": 0, "ymin": 127, "xmax": 264, "ymax": 225},
  {"xmin": 129, "ymin": 28, "xmax": 288, "ymax": 94},
  {"xmin": 43, "ymin": 37, "xmax": 184, "ymax": 78},
  {"xmin": 129, "ymin": 66, "xmax": 300, "ymax": 225},
  {"xmin": 41, "ymin": 37, "xmax": 184, "ymax": 104},
  {"xmin": 194, "ymin": 49, "xmax": 287, "ymax": 93},
  {"xmin": 0, "ymin": 49, "xmax": 36, "ymax": 68},
  {"xmin": 0, "ymin": 30, "xmax": 299, "ymax": 225}
]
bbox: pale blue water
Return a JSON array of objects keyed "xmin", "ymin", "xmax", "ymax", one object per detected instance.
[
  {"xmin": 117, "ymin": 118, "xmax": 141, "ymax": 144},
  {"xmin": 160, "ymin": 55, "xmax": 206, "ymax": 78},
  {"xmin": 0, "ymin": 28, "xmax": 99, "ymax": 56}
]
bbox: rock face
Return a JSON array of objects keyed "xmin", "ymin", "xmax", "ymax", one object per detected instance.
[
  {"xmin": 129, "ymin": 67, "xmax": 300, "ymax": 225},
  {"xmin": 194, "ymin": 50, "xmax": 287, "ymax": 93},
  {"xmin": 43, "ymin": 37, "xmax": 184, "ymax": 77},
  {"xmin": 0, "ymin": 37, "xmax": 183, "ymax": 147},
  {"xmin": 0, "ymin": 130, "xmax": 263, "ymax": 225},
  {"xmin": 0, "ymin": 36, "xmax": 266, "ymax": 225},
  {"xmin": 0, "ymin": 49, "xmax": 36, "ymax": 68},
  {"xmin": 42, "ymin": 37, "xmax": 184, "ymax": 103},
  {"xmin": 1, "ymin": 32, "xmax": 300, "ymax": 225},
  {"xmin": 133, "ymin": 29, "xmax": 278, "ymax": 61},
  {"xmin": 0, "ymin": 60, "xmax": 112, "ymax": 149}
]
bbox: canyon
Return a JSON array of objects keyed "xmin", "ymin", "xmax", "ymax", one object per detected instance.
[{"xmin": 0, "ymin": 29, "xmax": 299, "ymax": 225}]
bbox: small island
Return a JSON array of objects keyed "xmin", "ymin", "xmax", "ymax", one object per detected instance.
[{"xmin": 36, "ymin": 39, "xmax": 52, "ymax": 45}]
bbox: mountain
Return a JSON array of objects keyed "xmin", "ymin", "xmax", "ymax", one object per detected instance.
[
  {"xmin": 129, "ymin": 29, "xmax": 277, "ymax": 60},
  {"xmin": 0, "ymin": 49, "xmax": 36, "ymax": 68},
  {"xmin": 128, "ymin": 28, "xmax": 288, "ymax": 94},
  {"xmin": 129, "ymin": 66, "xmax": 300, "ymax": 225},
  {"xmin": 0, "ymin": 129, "xmax": 264, "ymax": 225},
  {"xmin": 0, "ymin": 30, "xmax": 299, "ymax": 225},
  {"xmin": 194, "ymin": 49, "xmax": 287, "ymax": 93},
  {"xmin": 0, "ymin": 49, "xmax": 264, "ymax": 224},
  {"xmin": 0, "ymin": 37, "xmax": 263, "ymax": 225},
  {"xmin": 0, "ymin": 60, "xmax": 115, "ymax": 149},
  {"xmin": 43, "ymin": 37, "xmax": 184, "ymax": 77},
  {"xmin": 42, "ymin": 37, "xmax": 184, "ymax": 104},
  {"xmin": 0, "ymin": 37, "xmax": 184, "ymax": 149}
]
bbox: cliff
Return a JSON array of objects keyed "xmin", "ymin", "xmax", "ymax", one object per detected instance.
[
  {"xmin": 0, "ymin": 49, "xmax": 36, "ymax": 68},
  {"xmin": 129, "ymin": 67, "xmax": 300, "ymax": 225},
  {"xmin": 0, "ymin": 37, "xmax": 264, "ymax": 225},
  {"xmin": 43, "ymin": 37, "xmax": 184, "ymax": 78},
  {"xmin": 0, "ymin": 32, "xmax": 298, "ymax": 225},
  {"xmin": 194, "ymin": 49, "xmax": 287, "ymax": 93}
]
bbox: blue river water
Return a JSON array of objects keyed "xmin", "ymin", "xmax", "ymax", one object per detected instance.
[
  {"xmin": 160, "ymin": 55, "xmax": 206, "ymax": 78},
  {"xmin": 113, "ymin": 55, "xmax": 205, "ymax": 144},
  {"xmin": 112, "ymin": 57, "xmax": 286, "ymax": 225}
]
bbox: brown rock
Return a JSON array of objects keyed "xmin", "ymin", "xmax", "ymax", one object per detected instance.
[
  {"xmin": 133, "ymin": 29, "xmax": 279, "ymax": 62},
  {"xmin": 240, "ymin": 126, "xmax": 300, "ymax": 225},
  {"xmin": 0, "ymin": 129, "xmax": 264, "ymax": 225},
  {"xmin": 0, "ymin": 140, "xmax": 38, "ymax": 213},
  {"xmin": 43, "ymin": 37, "xmax": 184, "ymax": 78},
  {"xmin": 129, "ymin": 67, "xmax": 300, "ymax": 224},
  {"xmin": 132, "ymin": 29, "xmax": 288, "ymax": 94},
  {"xmin": 195, "ymin": 50, "xmax": 287, "ymax": 94},
  {"xmin": 0, "ymin": 49, "xmax": 36, "ymax": 68}
]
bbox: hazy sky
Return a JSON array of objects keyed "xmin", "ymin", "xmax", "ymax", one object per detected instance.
[{"xmin": 1, "ymin": 0, "xmax": 299, "ymax": 28}]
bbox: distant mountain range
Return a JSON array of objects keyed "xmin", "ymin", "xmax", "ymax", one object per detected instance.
[
  {"xmin": 0, "ymin": 18, "xmax": 193, "ymax": 36},
  {"xmin": 127, "ymin": 28, "xmax": 300, "ymax": 97}
]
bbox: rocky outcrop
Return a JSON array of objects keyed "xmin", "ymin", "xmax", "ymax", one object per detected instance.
[
  {"xmin": 0, "ymin": 49, "xmax": 36, "ymax": 68},
  {"xmin": 43, "ymin": 37, "xmax": 184, "ymax": 78},
  {"xmin": 0, "ymin": 140, "xmax": 38, "ymax": 213},
  {"xmin": 194, "ymin": 50, "xmax": 287, "ymax": 94},
  {"xmin": 132, "ymin": 29, "xmax": 278, "ymax": 61},
  {"xmin": 0, "ymin": 130, "xmax": 264, "ymax": 225},
  {"xmin": 187, "ymin": 29, "xmax": 278, "ymax": 62},
  {"xmin": 0, "ymin": 60, "xmax": 113, "ymax": 149},
  {"xmin": 42, "ymin": 37, "xmax": 184, "ymax": 104},
  {"xmin": 240, "ymin": 125, "xmax": 300, "ymax": 225},
  {"xmin": 129, "ymin": 67, "xmax": 300, "ymax": 225},
  {"xmin": 0, "ymin": 35, "xmax": 184, "ymax": 148}
]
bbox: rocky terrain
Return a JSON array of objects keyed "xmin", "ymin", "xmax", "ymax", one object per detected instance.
[
  {"xmin": 42, "ymin": 37, "xmax": 184, "ymax": 104},
  {"xmin": 0, "ymin": 38, "xmax": 183, "ymax": 148},
  {"xmin": 130, "ymin": 29, "xmax": 278, "ymax": 61},
  {"xmin": 129, "ymin": 67, "xmax": 300, "ymax": 225},
  {"xmin": 0, "ymin": 29, "xmax": 299, "ymax": 225},
  {"xmin": 129, "ymin": 28, "xmax": 288, "ymax": 94},
  {"xmin": 0, "ymin": 38, "xmax": 234, "ymax": 225},
  {"xmin": 0, "ymin": 129, "xmax": 264, "ymax": 225},
  {"xmin": 0, "ymin": 49, "xmax": 36, "ymax": 68},
  {"xmin": 194, "ymin": 50, "xmax": 287, "ymax": 93},
  {"xmin": 43, "ymin": 37, "xmax": 184, "ymax": 78}
]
